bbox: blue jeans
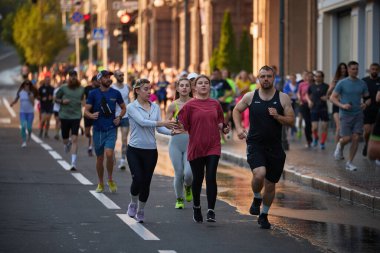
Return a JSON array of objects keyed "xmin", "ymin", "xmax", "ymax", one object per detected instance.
[
  {"xmin": 93, "ymin": 128, "xmax": 117, "ymax": 156},
  {"xmin": 20, "ymin": 112, "xmax": 34, "ymax": 142}
]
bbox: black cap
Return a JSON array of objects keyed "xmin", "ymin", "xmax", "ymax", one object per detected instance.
[
  {"xmin": 91, "ymin": 75, "xmax": 97, "ymax": 82},
  {"xmin": 96, "ymin": 70, "xmax": 114, "ymax": 80},
  {"xmin": 68, "ymin": 70, "xmax": 78, "ymax": 77}
]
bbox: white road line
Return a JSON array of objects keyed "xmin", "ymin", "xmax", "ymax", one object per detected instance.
[
  {"xmin": 89, "ymin": 190, "xmax": 121, "ymax": 209},
  {"xmin": 158, "ymin": 251, "xmax": 177, "ymax": 253},
  {"xmin": 0, "ymin": 51, "xmax": 15, "ymax": 61},
  {"xmin": 48, "ymin": 150, "xmax": 62, "ymax": 159},
  {"xmin": 41, "ymin": 143, "xmax": 53, "ymax": 150},
  {"xmin": 31, "ymin": 133, "xmax": 43, "ymax": 144},
  {"xmin": 2, "ymin": 98, "xmax": 16, "ymax": 118},
  {"xmin": 57, "ymin": 160, "xmax": 71, "ymax": 171},
  {"xmin": 0, "ymin": 118, "xmax": 11, "ymax": 124},
  {"xmin": 71, "ymin": 173, "xmax": 93, "ymax": 185},
  {"xmin": 116, "ymin": 214, "xmax": 160, "ymax": 241}
]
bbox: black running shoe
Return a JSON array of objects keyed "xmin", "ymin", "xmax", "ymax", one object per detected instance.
[
  {"xmin": 193, "ymin": 207, "xmax": 203, "ymax": 223},
  {"xmin": 249, "ymin": 198, "xmax": 262, "ymax": 215},
  {"xmin": 362, "ymin": 144, "xmax": 367, "ymax": 157},
  {"xmin": 258, "ymin": 213, "xmax": 271, "ymax": 229},
  {"xmin": 206, "ymin": 210, "xmax": 216, "ymax": 222}
]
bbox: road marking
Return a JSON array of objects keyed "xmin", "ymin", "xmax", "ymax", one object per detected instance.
[
  {"xmin": 158, "ymin": 251, "xmax": 177, "ymax": 253},
  {"xmin": 71, "ymin": 173, "xmax": 93, "ymax": 185},
  {"xmin": 57, "ymin": 160, "xmax": 71, "ymax": 171},
  {"xmin": 117, "ymin": 214, "xmax": 160, "ymax": 241},
  {"xmin": 48, "ymin": 150, "xmax": 62, "ymax": 159},
  {"xmin": 89, "ymin": 190, "xmax": 121, "ymax": 209},
  {"xmin": 0, "ymin": 51, "xmax": 15, "ymax": 61},
  {"xmin": 31, "ymin": 133, "xmax": 43, "ymax": 143},
  {"xmin": 0, "ymin": 118, "xmax": 11, "ymax": 124},
  {"xmin": 41, "ymin": 143, "xmax": 53, "ymax": 150},
  {"xmin": 2, "ymin": 98, "xmax": 16, "ymax": 118}
]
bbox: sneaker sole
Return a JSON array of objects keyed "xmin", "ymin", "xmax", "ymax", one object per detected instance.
[
  {"xmin": 206, "ymin": 218, "xmax": 216, "ymax": 222},
  {"xmin": 119, "ymin": 166, "xmax": 126, "ymax": 170},
  {"xmin": 193, "ymin": 217, "xmax": 203, "ymax": 223}
]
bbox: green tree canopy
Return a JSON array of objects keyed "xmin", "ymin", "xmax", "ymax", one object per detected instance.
[
  {"xmin": 216, "ymin": 11, "xmax": 237, "ymax": 73},
  {"xmin": 239, "ymin": 28, "xmax": 252, "ymax": 72},
  {"xmin": 13, "ymin": 2, "xmax": 67, "ymax": 67}
]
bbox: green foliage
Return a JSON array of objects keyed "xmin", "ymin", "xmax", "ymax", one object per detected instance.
[
  {"xmin": 209, "ymin": 48, "xmax": 219, "ymax": 73},
  {"xmin": 216, "ymin": 11, "xmax": 237, "ymax": 73},
  {"xmin": 12, "ymin": 1, "xmax": 67, "ymax": 66},
  {"xmin": 239, "ymin": 28, "xmax": 252, "ymax": 72}
]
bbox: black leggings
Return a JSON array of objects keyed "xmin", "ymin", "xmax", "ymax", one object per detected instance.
[
  {"xmin": 300, "ymin": 103, "xmax": 312, "ymax": 143},
  {"xmin": 189, "ymin": 155, "xmax": 220, "ymax": 210},
  {"xmin": 126, "ymin": 146, "xmax": 158, "ymax": 202}
]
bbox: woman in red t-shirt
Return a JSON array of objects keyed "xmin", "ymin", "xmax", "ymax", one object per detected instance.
[{"xmin": 177, "ymin": 75, "xmax": 230, "ymax": 223}]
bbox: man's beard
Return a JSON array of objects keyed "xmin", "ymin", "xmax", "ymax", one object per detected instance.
[
  {"xmin": 261, "ymin": 82, "xmax": 273, "ymax": 90},
  {"xmin": 102, "ymin": 79, "xmax": 112, "ymax": 87},
  {"xmin": 371, "ymin": 73, "xmax": 379, "ymax": 79}
]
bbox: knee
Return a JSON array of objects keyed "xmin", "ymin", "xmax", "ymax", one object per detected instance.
[{"xmin": 352, "ymin": 134, "xmax": 360, "ymax": 142}]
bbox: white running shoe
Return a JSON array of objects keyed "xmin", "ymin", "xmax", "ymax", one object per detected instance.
[
  {"xmin": 21, "ymin": 142, "xmax": 27, "ymax": 148},
  {"xmin": 118, "ymin": 159, "xmax": 126, "ymax": 170},
  {"xmin": 334, "ymin": 142, "xmax": 344, "ymax": 160},
  {"xmin": 345, "ymin": 162, "xmax": 357, "ymax": 171}
]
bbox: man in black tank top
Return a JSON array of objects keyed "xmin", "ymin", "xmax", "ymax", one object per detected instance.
[{"xmin": 232, "ymin": 65, "xmax": 295, "ymax": 229}]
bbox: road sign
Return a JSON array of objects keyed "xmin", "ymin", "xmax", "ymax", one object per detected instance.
[
  {"xmin": 112, "ymin": 1, "xmax": 138, "ymax": 12},
  {"xmin": 69, "ymin": 24, "xmax": 84, "ymax": 39},
  {"xmin": 93, "ymin": 28, "xmax": 105, "ymax": 40},
  {"xmin": 72, "ymin": 12, "xmax": 83, "ymax": 23}
]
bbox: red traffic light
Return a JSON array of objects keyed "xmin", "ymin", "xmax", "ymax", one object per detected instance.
[
  {"xmin": 120, "ymin": 14, "xmax": 131, "ymax": 24},
  {"xmin": 84, "ymin": 14, "xmax": 91, "ymax": 21}
]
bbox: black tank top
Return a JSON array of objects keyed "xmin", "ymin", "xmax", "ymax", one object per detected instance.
[{"xmin": 247, "ymin": 90, "xmax": 284, "ymax": 146}]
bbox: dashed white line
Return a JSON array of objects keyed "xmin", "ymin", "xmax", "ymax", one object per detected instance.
[
  {"xmin": 48, "ymin": 150, "xmax": 62, "ymax": 159},
  {"xmin": 2, "ymin": 97, "xmax": 16, "ymax": 118},
  {"xmin": 31, "ymin": 133, "xmax": 43, "ymax": 143},
  {"xmin": 158, "ymin": 251, "xmax": 177, "ymax": 253},
  {"xmin": 117, "ymin": 214, "xmax": 160, "ymax": 241},
  {"xmin": 57, "ymin": 160, "xmax": 72, "ymax": 171},
  {"xmin": 89, "ymin": 190, "xmax": 121, "ymax": 209},
  {"xmin": 0, "ymin": 51, "xmax": 15, "ymax": 61},
  {"xmin": 41, "ymin": 143, "xmax": 53, "ymax": 150},
  {"xmin": 71, "ymin": 173, "xmax": 93, "ymax": 185}
]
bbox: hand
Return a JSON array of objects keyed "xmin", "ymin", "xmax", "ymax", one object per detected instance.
[
  {"xmin": 91, "ymin": 112, "xmax": 99, "ymax": 120},
  {"xmin": 113, "ymin": 116, "xmax": 121, "ymax": 126},
  {"xmin": 308, "ymin": 101, "xmax": 313, "ymax": 109},
  {"xmin": 62, "ymin": 99, "xmax": 70, "ymax": 105},
  {"xmin": 236, "ymin": 128, "xmax": 248, "ymax": 140},
  {"xmin": 222, "ymin": 123, "xmax": 230, "ymax": 134},
  {"xmin": 268, "ymin": 107, "xmax": 279, "ymax": 119},
  {"xmin": 341, "ymin": 103, "xmax": 352, "ymax": 110},
  {"xmin": 360, "ymin": 103, "xmax": 367, "ymax": 110},
  {"xmin": 218, "ymin": 97, "xmax": 225, "ymax": 103},
  {"xmin": 161, "ymin": 120, "xmax": 177, "ymax": 129},
  {"xmin": 171, "ymin": 128, "xmax": 185, "ymax": 135}
]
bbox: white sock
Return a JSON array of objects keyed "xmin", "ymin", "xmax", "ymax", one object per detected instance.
[
  {"xmin": 71, "ymin": 154, "xmax": 77, "ymax": 166},
  {"xmin": 130, "ymin": 194, "xmax": 138, "ymax": 204},
  {"xmin": 137, "ymin": 201, "xmax": 146, "ymax": 212}
]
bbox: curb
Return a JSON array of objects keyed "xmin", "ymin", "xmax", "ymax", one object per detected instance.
[{"xmin": 157, "ymin": 134, "xmax": 379, "ymax": 212}]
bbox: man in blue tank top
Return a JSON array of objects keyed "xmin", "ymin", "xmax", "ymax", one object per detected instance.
[{"xmin": 232, "ymin": 65, "xmax": 295, "ymax": 229}]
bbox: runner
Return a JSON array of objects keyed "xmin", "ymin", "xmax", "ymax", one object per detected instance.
[
  {"xmin": 330, "ymin": 61, "xmax": 371, "ymax": 171},
  {"xmin": 38, "ymin": 75, "xmax": 54, "ymax": 138},
  {"xmin": 166, "ymin": 77, "xmax": 193, "ymax": 209},
  {"xmin": 84, "ymin": 70, "xmax": 126, "ymax": 193},
  {"xmin": 53, "ymin": 76, "xmax": 64, "ymax": 140},
  {"xmin": 362, "ymin": 63, "xmax": 380, "ymax": 156},
  {"xmin": 126, "ymin": 78, "xmax": 176, "ymax": 223},
  {"xmin": 156, "ymin": 73, "xmax": 169, "ymax": 113},
  {"xmin": 112, "ymin": 70, "xmax": 131, "ymax": 170},
  {"xmin": 55, "ymin": 70, "xmax": 85, "ymax": 171},
  {"xmin": 327, "ymin": 63, "xmax": 348, "ymax": 143},
  {"xmin": 10, "ymin": 80, "xmax": 38, "ymax": 147},
  {"xmin": 187, "ymin": 72, "xmax": 198, "ymax": 97},
  {"xmin": 83, "ymin": 75, "xmax": 99, "ymax": 156},
  {"xmin": 307, "ymin": 71, "xmax": 329, "ymax": 149},
  {"xmin": 232, "ymin": 65, "xmax": 295, "ymax": 229},
  {"xmin": 297, "ymin": 71, "xmax": 314, "ymax": 147},
  {"xmin": 176, "ymin": 75, "xmax": 230, "ymax": 223}
]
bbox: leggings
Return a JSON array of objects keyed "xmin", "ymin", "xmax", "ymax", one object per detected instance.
[
  {"xmin": 169, "ymin": 134, "xmax": 193, "ymax": 199},
  {"xmin": 126, "ymin": 145, "xmax": 158, "ymax": 203},
  {"xmin": 189, "ymin": 155, "xmax": 220, "ymax": 210},
  {"xmin": 300, "ymin": 103, "xmax": 312, "ymax": 143},
  {"xmin": 20, "ymin": 112, "xmax": 34, "ymax": 142}
]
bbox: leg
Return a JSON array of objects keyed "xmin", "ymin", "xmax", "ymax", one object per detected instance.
[
  {"xmin": 44, "ymin": 113, "xmax": 52, "ymax": 137},
  {"xmin": 348, "ymin": 133, "xmax": 360, "ymax": 162},
  {"xmin": 320, "ymin": 121, "xmax": 328, "ymax": 145},
  {"xmin": 333, "ymin": 112, "xmax": 340, "ymax": 143},
  {"xmin": 139, "ymin": 149, "xmax": 158, "ymax": 203},
  {"xmin": 26, "ymin": 113, "xmax": 34, "ymax": 141},
  {"xmin": 126, "ymin": 146, "xmax": 144, "ymax": 197},
  {"xmin": 105, "ymin": 148, "xmax": 114, "ymax": 181},
  {"xmin": 169, "ymin": 139, "xmax": 185, "ymax": 199},
  {"xmin": 205, "ymin": 155, "xmax": 220, "ymax": 210},
  {"xmin": 262, "ymin": 179, "xmax": 276, "ymax": 212},
  {"xmin": 19, "ymin": 113, "xmax": 27, "ymax": 143},
  {"xmin": 96, "ymin": 155, "xmax": 105, "ymax": 185},
  {"xmin": 251, "ymin": 166, "xmax": 266, "ymax": 195},
  {"xmin": 189, "ymin": 157, "xmax": 206, "ymax": 208}
]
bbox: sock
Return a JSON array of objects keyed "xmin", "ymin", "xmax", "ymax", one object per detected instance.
[
  {"xmin": 261, "ymin": 204, "xmax": 270, "ymax": 214},
  {"xmin": 137, "ymin": 201, "xmax": 146, "ymax": 212},
  {"xmin": 71, "ymin": 154, "xmax": 77, "ymax": 166},
  {"xmin": 313, "ymin": 130, "xmax": 318, "ymax": 140},
  {"xmin": 254, "ymin": 192, "xmax": 262, "ymax": 199},
  {"xmin": 130, "ymin": 194, "xmax": 138, "ymax": 204},
  {"xmin": 321, "ymin": 132, "xmax": 327, "ymax": 144}
]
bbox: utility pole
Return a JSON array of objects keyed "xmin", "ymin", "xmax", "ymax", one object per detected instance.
[
  {"xmin": 184, "ymin": 0, "xmax": 189, "ymax": 70},
  {"xmin": 123, "ymin": 40, "xmax": 128, "ymax": 82}
]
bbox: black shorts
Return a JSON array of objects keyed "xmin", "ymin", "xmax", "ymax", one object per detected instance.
[
  {"xmin": 332, "ymin": 104, "xmax": 339, "ymax": 114},
  {"xmin": 84, "ymin": 117, "xmax": 94, "ymax": 128},
  {"xmin": 311, "ymin": 110, "xmax": 329, "ymax": 122},
  {"xmin": 364, "ymin": 109, "xmax": 378, "ymax": 125},
  {"xmin": 246, "ymin": 144, "xmax": 286, "ymax": 183},
  {"xmin": 60, "ymin": 119, "xmax": 81, "ymax": 139},
  {"xmin": 54, "ymin": 111, "xmax": 59, "ymax": 117},
  {"xmin": 40, "ymin": 105, "xmax": 53, "ymax": 114}
]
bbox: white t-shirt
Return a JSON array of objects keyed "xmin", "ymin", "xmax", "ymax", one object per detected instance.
[
  {"xmin": 53, "ymin": 87, "xmax": 61, "ymax": 112},
  {"xmin": 111, "ymin": 83, "xmax": 130, "ymax": 118}
]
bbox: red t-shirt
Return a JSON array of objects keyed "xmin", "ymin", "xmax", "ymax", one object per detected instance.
[{"xmin": 178, "ymin": 98, "xmax": 224, "ymax": 161}]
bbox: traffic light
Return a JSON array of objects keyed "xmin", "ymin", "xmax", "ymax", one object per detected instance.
[
  {"xmin": 84, "ymin": 13, "xmax": 91, "ymax": 34},
  {"xmin": 119, "ymin": 13, "xmax": 131, "ymax": 43}
]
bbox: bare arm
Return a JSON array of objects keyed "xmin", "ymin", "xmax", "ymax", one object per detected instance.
[
  {"xmin": 165, "ymin": 103, "xmax": 175, "ymax": 120},
  {"xmin": 269, "ymin": 92, "xmax": 295, "ymax": 127},
  {"xmin": 330, "ymin": 91, "xmax": 351, "ymax": 110},
  {"xmin": 232, "ymin": 92, "xmax": 253, "ymax": 139},
  {"xmin": 84, "ymin": 104, "xmax": 99, "ymax": 120},
  {"xmin": 377, "ymin": 90, "xmax": 380, "ymax": 103}
]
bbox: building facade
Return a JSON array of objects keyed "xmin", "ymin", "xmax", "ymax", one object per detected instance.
[{"xmin": 317, "ymin": 0, "xmax": 380, "ymax": 80}]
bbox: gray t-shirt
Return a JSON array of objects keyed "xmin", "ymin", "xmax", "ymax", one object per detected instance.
[
  {"xmin": 111, "ymin": 83, "xmax": 130, "ymax": 118},
  {"xmin": 334, "ymin": 77, "xmax": 368, "ymax": 116}
]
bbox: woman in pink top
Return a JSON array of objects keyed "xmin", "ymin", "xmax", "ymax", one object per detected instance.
[
  {"xmin": 177, "ymin": 75, "xmax": 230, "ymax": 223},
  {"xmin": 297, "ymin": 72, "xmax": 313, "ymax": 147}
]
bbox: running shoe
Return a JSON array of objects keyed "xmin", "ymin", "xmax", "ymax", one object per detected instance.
[
  {"xmin": 345, "ymin": 162, "xmax": 357, "ymax": 171},
  {"xmin": 206, "ymin": 209, "xmax": 216, "ymax": 222},
  {"xmin": 249, "ymin": 198, "xmax": 262, "ymax": 215},
  {"xmin": 136, "ymin": 210, "xmax": 144, "ymax": 223},
  {"xmin": 70, "ymin": 165, "xmax": 76, "ymax": 171},
  {"xmin": 296, "ymin": 130, "xmax": 302, "ymax": 139},
  {"xmin": 193, "ymin": 207, "xmax": 203, "ymax": 223},
  {"xmin": 118, "ymin": 159, "xmax": 126, "ymax": 170},
  {"xmin": 21, "ymin": 142, "xmax": 27, "ymax": 148},
  {"xmin": 108, "ymin": 180, "xmax": 117, "ymax": 193},
  {"xmin": 95, "ymin": 184, "xmax": 104, "ymax": 193},
  {"xmin": 64, "ymin": 140, "xmax": 72, "ymax": 154},
  {"xmin": 87, "ymin": 147, "xmax": 93, "ymax": 157},
  {"xmin": 185, "ymin": 186, "xmax": 193, "ymax": 202},
  {"xmin": 334, "ymin": 142, "xmax": 344, "ymax": 160},
  {"xmin": 320, "ymin": 143, "xmax": 326, "ymax": 150},
  {"xmin": 258, "ymin": 213, "xmax": 271, "ymax": 229},
  {"xmin": 175, "ymin": 198, "xmax": 184, "ymax": 209},
  {"xmin": 127, "ymin": 203, "xmax": 137, "ymax": 217}
]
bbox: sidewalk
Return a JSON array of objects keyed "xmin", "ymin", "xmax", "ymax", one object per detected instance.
[{"xmin": 158, "ymin": 131, "xmax": 380, "ymax": 212}]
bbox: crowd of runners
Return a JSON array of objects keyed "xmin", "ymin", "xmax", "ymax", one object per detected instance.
[{"xmin": 9, "ymin": 60, "xmax": 380, "ymax": 228}]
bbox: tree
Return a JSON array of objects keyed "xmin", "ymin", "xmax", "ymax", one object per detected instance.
[
  {"xmin": 209, "ymin": 48, "xmax": 219, "ymax": 73},
  {"xmin": 239, "ymin": 28, "xmax": 252, "ymax": 72},
  {"xmin": 12, "ymin": 2, "xmax": 67, "ymax": 68},
  {"xmin": 216, "ymin": 11, "xmax": 237, "ymax": 73}
]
